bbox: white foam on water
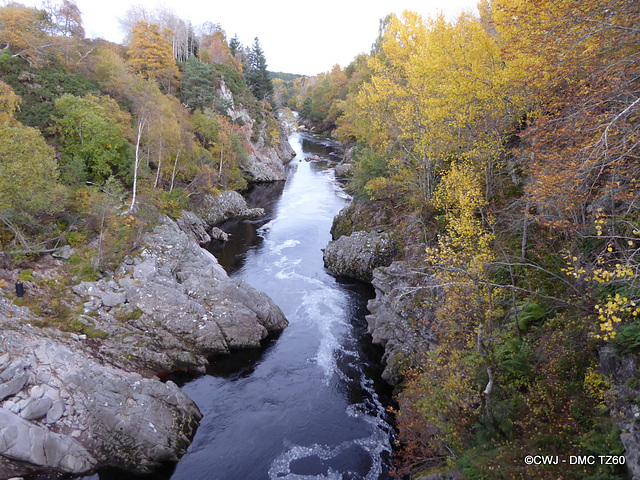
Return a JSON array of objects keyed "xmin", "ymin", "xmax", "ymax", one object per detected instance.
[
  {"xmin": 292, "ymin": 283, "xmax": 346, "ymax": 384},
  {"xmin": 268, "ymin": 444, "xmax": 344, "ymax": 480},
  {"xmin": 268, "ymin": 293, "xmax": 393, "ymax": 480},
  {"xmin": 271, "ymin": 239, "xmax": 301, "ymax": 254},
  {"xmin": 275, "ymin": 269, "xmax": 296, "ymax": 280}
]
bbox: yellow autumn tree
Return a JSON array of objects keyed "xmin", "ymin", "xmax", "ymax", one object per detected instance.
[
  {"xmin": 199, "ymin": 30, "xmax": 242, "ymax": 72},
  {"xmin": 349, "ymin": 10, "xmax": 520, "ymax": 205},
  {"xmin": 128, "ymin": 21, "xmax": 179, "ymax": 94},
  {"xmin": 0, "ymin": 81, "xmax": 21, "ymax": 126},
  {"xmin": 0, "ymin": 3, "xmax": 49, "ymax": 66}
]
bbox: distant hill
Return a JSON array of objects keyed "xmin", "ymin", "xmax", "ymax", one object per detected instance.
[{"xmin": 269, "ymin": 71, "xmax": 306, "ymax": 81}]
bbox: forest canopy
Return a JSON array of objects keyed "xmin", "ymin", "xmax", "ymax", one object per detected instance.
[{"xmin": 275, "ymin": 0, "xmax": 640, "ymax": 477}]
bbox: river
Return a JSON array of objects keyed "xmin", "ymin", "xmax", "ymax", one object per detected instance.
[{"xmin": 84, "ymin": 132, "xmax": 395, "ymax": 480}]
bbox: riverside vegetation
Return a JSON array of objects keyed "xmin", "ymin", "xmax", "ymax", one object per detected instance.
[
  {"xmin": 0, "ymin": 1, "xmax": 296, "ymax": 477},
  {"xmin": 278, "ymin": 0, "xmax": 640, "ymax": 478},
  {"xmin": 1, "ymin": 0, "xmax": 639, "ymax": 479}
]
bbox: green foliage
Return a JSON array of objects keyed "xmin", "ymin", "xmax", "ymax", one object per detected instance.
[
  {"xmin": 115, "ymin": 307, "xmax": 143, "ymax": 322},
  {"xmin": 68, "ymin": 246, "xmax": 99, "ymax": 282},
  {"xmin": 209, "ymin": 62, "xmax": 248, "ymax": 101},
  {"xmin": 497, "ymin": 339, "xmax": 533, "ymax": 390},
  {"xmin": 243, "ymin": 37, "xmax": 273, "ymax": 101},
  {"xmin": 180, "ymin": 57, "xmax": 216, "ymax": 110},
  {"xmin": 0, "ymin": 122, "xmax": 64, "ymax": 222},
  {"xmin": 351, "ymin": 146, "xmax": 389, "ymax": 198},
  {"xmin": 81, "ymin": 325, "xmax": 108, "ymax": 339},
  {"xmin": 269, "ymin": 71, "xmax": 304, "ymax": 81},
  {"xmin": 18, "ymin": 270, "xmax": 34, "ymax": 282},
  {"xmin": 66, "ymin": 231, "xmax": 87, "ymax": 247},
  {"xmin": 52, "ymin": 93, "xmax": 132, "ymax": 184},
  {"xmin": 516, "ymin": 301, "xmax": 549, "ymax": 332},
  {"xmin": 0, "ymin": 50, "xmax": 98, "ymax": 130},
  {"xmin": 613, "ymin": 322, "xmax": 640, "ymax": 354},
  {"xmin": 148, "ymin": 188, "xmax": 189, "ymax": 219},
  {"xmin": 191, "ymin": 108, "xmax": 219, "ymax": 147}
]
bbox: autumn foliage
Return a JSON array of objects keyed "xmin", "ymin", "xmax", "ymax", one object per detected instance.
[
  {"xmin": 285, "ymin": 0, "xmax": 639, "ymax": 477},
  {"xmin": 0, "ymin": 0, "xmax": 279, "ymax": 263}
]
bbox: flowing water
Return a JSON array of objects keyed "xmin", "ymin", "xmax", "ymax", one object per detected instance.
[{"xmin": 83, "ymin": 132, "xmax": 395, "ymax": 480}]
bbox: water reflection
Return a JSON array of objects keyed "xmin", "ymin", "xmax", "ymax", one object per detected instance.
[{"xmin": 207, "ymin": 180, "xmax": 286, "ymax": 274}]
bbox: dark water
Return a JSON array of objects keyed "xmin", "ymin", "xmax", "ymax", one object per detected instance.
[{"xmin": 82, "ymin": 133, "xmax": 394, "ymax": 480}]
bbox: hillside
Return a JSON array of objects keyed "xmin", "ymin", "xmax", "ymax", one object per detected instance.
[{"xmin": 289, "ymin": 1, "xmax": 640, "ymax": 478}]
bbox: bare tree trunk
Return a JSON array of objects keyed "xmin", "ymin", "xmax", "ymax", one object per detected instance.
[
  {"xmin": 219, "ymin": 143, "xmax": 224, "ymax": 180},
  {"xmin": 154, "ymin": 140, "xmax": 163, "ymax": 188},
  {"xmin": 129, "ymin": 117, "xmax": 147, "ymax": 213},
  {"xmin": 521, "ymin": 200, "xmax": 530, "ymax": 258},
  {"xmin": 170, "ymin": 146, "xmax": 181, "ymax": 193},
  {"xmin": 484, "ymin": 367, "xmax": 494, "ymax": 423}
]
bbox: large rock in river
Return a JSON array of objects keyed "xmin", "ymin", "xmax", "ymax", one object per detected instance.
[
  {"xmin": 0, "ymin": 297, "xmax": 201, "ymax": 478},
  {"xmin": 73, "ymin": 216, "xmax": 288, "ymax": 373},
  {"xmin": 323, "ymin": 231, "xmax": 400, "ymax": 282}
]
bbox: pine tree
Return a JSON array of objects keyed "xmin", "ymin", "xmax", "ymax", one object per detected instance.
[
  {"xmin": 229, "ymin": 34, "xmax": 240, "ymax": 58},
  {"xmin": 244, "ymin": 37, "xmax": 273, "ymax": 101}
]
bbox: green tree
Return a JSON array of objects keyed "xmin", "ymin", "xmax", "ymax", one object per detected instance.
[
  {"xmin": 244, "ymin": 37, "xmax": 273, "ymax": 101},
  {"xmin": 52, "ymin": 93, "xmax": 131, "ymax": 184},
  {"xmin": 0, "ymin": 123, "xmax": 62, "ymax": 222},
  {"xmin": 229, "ymin": 34, "xmax": 241, "ymax": 58},
  {"xmin": 181, "ymin": 57, "xmax": 215, "ymax": 110}
]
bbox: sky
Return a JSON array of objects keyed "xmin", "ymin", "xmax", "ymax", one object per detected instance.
[{"xmin": 14, "ymin": 0, "xmax": 479, "ymax": 76}]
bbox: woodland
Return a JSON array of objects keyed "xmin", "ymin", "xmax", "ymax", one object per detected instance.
[
  {"xmin": 0, "ymin": 0, "xmax": 639, "ymax": 478},
  {"xmin": 0, "ymin": 0, "xmax": 279, "ymax": 267},
  {"xmin": 277, "ymin": 0, "xmax": 640, "ymax": 478}
]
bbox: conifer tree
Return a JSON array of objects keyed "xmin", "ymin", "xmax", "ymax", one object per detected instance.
[{"xmin": 244, "ymin": 37, "xmax": 273, "ymax": 101}]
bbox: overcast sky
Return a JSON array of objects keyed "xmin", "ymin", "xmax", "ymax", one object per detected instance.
[{"xmin": 15, "ymin": 0, "xmax": 479, "ymax": 76}]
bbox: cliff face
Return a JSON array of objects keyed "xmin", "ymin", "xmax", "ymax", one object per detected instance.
[
  {"xmin": 323, "ymin": 231, "xmax": 401, "ymax": 283},
  {"xmin": 219, "ymin": 80, "xmax": 296, "ymax": 182},
  {"xmin": 599, "ymin": 346, "xmax": 640, "ymax": 479},
  {"xmin": 323, "ymin": 206, "xmax": 434, "ymax": 385},
  {"xmin": 366, "ymin": 262, "xmax": 439, "ymax": 385},
  {"xmin": 70, "ymin": 215, "xmax": 288, "ymax": 373}
]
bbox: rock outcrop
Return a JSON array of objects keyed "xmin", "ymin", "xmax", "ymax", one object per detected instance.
[
  {"xmin": 0, "ymin": 212, "xmax": 288, "ymax": 477},
  {"xmin": 218, "ymin": 79, "xmax": 296, "ymax": 182},
  {"xmin": 190, "ymin": 190, "xmax": 265, "ymax": 230},
  {"xmin": 73, "ymin": 216, "xmax": 288, "ymax": 373},
  {"xmin": 599, "ymin": 346, "xmax": 640, "ymax": 478},
  {"xmin": 180, "ymin": 190, "xmax": 267, "ymax": 245},
  {"xmin": 245, "ymin": 125, "xmax": 296, "ymax": 181},
  {"xmin": 329, "ymin": 203, "xmax": 394, "ymax": 241},
  {"xmin": 323, "ymin": 231, "xmax": 400, "ymax": 283},
  {"xmin": 0, "ymin": 297, "xmax": 201, "ymax": 478},
  {"xmin": 366, "ymin": 262, "xmax": 439, "ymax": 385}
]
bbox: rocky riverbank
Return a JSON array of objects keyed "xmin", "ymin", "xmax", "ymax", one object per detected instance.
[
  {"xmin": 0, "ymin": 296, "xmax": 201, "ymax": 478},
  {"xmin": 0, "ymin": 190, "xmax": 289, "ymax": 478},
  {"xmin": 323, "ymin": 205, "xmax": 434, "ymax": 385}
]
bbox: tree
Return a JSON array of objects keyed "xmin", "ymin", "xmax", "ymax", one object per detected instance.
[
  {"xmin": 41, "ymin": 0, "xmax": 84, "ymax": 38},
  {"xmin": 199, "ymin": 30, "xmax": 241, "ymax": 72},
  {"xmin": 345, "ymin": 10, "xmax": 518, "ymax": 204},
  {"xmin": 181, "ymin": 57, "xmax": 215, "ymax": 110},
  {"xmin": 52, "ymin": 93, "xmax": 131, "ymax": 184},
  {"xmin": 493, "ymin": 0, "xmax": 640, "ymax": 232},
  {"xmin": 0, "ymin": 3, "xmax": 49, "ymax": 66},
  {"xmin": 244, "ymin": 37, "xmax": 273, "ymax": 101},
  {"xmin": 0, "ymin": 123, "xmax": 62, "ymax": 223},
  {"xmin": 0, "ymin": 80, "xmax": 21, "ymax": 125},
  {"xmin": 191, "ymin": 108, "xmax": 247, "ymax": 190},
  {"xmin": 128, "ymin": 21, "xmax": 179, "ymax": 93},
  {"xmin": 229, "ymin": 34, "xmax": 240, "ymax": 58}
]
